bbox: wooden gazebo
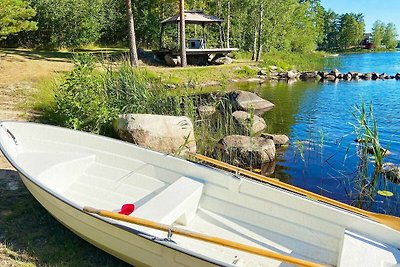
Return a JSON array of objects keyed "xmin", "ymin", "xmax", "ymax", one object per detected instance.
[{"xmin": 154, "ymin": 10, "xmax": 238, "ymax": 65}]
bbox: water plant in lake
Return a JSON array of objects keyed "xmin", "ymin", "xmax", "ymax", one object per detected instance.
[{"xmin": 349, "ymin": 101, "xmax": 394, "ymax": 211}]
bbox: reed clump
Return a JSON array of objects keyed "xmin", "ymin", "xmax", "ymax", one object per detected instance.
[{"xmin": 35, "ymin": 53, "xmax": 238, "ymax": 154}]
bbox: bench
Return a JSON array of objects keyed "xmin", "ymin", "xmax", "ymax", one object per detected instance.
[
  {"xmin": 133, "ymin": 176, "xmax": 204, "ymax": 226},
  {"xmin": 338, "ymin": 230, "xmax": 400, "ymax": 267}
]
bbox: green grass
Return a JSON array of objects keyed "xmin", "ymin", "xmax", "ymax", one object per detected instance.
[
  {"xmin": 260, "ymin": 50, "xmax": 327, "ymax": 71},
  {"xmin": 0, "ymin": 170, "xmax": 129, "ymax": 266}
]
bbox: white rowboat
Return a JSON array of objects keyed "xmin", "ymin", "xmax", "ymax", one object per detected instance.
[{"xmin": 1, "ymin": 121, "xmax": 400, "ymax": 267}]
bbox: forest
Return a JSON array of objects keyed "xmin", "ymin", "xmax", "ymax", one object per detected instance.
[{"xmin": 2, "ymin": 0, "xmax": 397, "ymax": 54}]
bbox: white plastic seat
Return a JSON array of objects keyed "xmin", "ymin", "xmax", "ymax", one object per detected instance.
[
  {"xmin": 338, "ymin": 230, "xmax": 400, "ymax": 267},
  {"xmin": 132, "ymin": 176, "xmax": 203, "ymax": 226}
]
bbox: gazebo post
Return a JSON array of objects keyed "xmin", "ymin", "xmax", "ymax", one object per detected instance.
[
  {"xmin": 179, "ymin": 0, "xmax": 187, "ymax": 67},
  {"xmin": 159, "ymin": 24, "xmax": 164, "ymax": 49},
  {"xmin": 219, "ymin": 22, "xmax": 224, "ymax": 48},
  {"xmin": 202, "ymin": 23, "xmax": 205, "ymax": 47}
]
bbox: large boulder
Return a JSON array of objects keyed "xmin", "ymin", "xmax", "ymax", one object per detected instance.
[
  {"xmin": 215, "ymin": 135, "xmax": 276, "ymax": 167},
  {"xmin": 261, "ymin": 133, "xmax": 290, "ymax": 146},
  {"xmin": 229, "ymin": 90, "xmax": 274, "ymax": 114},
  {"xmin": 212, "ymin": 56, "xmax": 233, "ymax": 65},
  {"xmin": 164, "ymin": 55, "xmax": 181, "ymax": 67},
  {"xmin": 114, "ymin": 114, "xmax": 196, "ymax": 156},
  {"xmin": 232, "ymin": 111, "xmax": 266, "ymax": 135}
]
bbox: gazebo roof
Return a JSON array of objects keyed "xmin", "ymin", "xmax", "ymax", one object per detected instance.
[{"xmin": 161, "ymin": 10, "xmax": 224, "ymax": 25}]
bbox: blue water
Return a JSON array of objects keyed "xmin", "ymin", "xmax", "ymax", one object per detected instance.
[{"xmin": 237, "ymin": 51, "xmax": 400, "ymax": 216}]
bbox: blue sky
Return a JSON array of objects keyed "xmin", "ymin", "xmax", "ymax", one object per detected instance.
[{"xmin": 320, "ymin": 0, "xmax": 400, "ymax": 34}]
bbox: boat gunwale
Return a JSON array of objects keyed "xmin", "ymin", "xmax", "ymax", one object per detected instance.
[{"xmin": 0, "ymin": 121, "xmax": 230, "ymax": 267}]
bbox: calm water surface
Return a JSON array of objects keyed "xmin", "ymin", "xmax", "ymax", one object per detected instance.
[{"xmin": 236, "ymin": 52, "xmax": 400, "ymax": 216}]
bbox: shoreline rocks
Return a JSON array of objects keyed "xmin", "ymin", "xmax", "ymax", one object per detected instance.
[
  {"xmin": 229, "ymin": 90, "xmax": 275, "ymax": 114},
  {"xmin": 250, "ymin": 67, "xmax": 400, "ymax": 84},
  {"xmin": 232, "ymin": 111, "xmax": 267, "ymax": 135},
  {"xmin": 215, "ymin": 135, "xmax": 276, "ymax": 167}
]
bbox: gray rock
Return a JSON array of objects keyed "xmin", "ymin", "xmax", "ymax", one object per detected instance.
[
  {"xmin": 258, "ymin": 69, "xmax": 267, "ymax": 76},
  {"xmin": 382, "ymin": 163, "xmax": 400, "ymax": 183},
  {"xmin": 379, "ymin": 73, "xmax": 389, "ymax": 79},
  {"xmin": 164, "ymin": 55, "xmax": 181, "ymax": 67},
  {"xmin": 278, "ymin": 72, "xmax": 288, "ymax": 79},
  {"xmin": 343, "ymin": 73, "xmax": 352, "ymax": 81},
  {"xmin": 326, "ymin": 74, "xmax": 336, "ymax": 81},
  {"xmin": 287, "ymin": 70, "xmax": 299, "ymax": 79},
  {"xmin": 216, "ymin": 135, "xmax": 276, "ymax": 167},
  {"xmin": 229, "ymin": 90, "xmax": 275, "ymax": 114},
  {"xmin": 300, "ymin": 72, "xmax": 317, "ymax": 80},
  {"xmin": 395, "ymin": 73, "xmax": 400, "ymax": 80},
  {"xmin": 261, "ymin": 134, "xmax": 290, "ymax": 146},
  {"xmin": 363, "ymin": 73, "xmax": 372, "ymax": 80},
  {"xmin": 330, "ymin": 69, "xmax": 341, "ymax": 78},
  {"xmin": 269, "ymin": 71, "xmax": 279, "ymax": 77},
  {"xmin": 197, "ymin": 105, "xmax": 216, "ymax": 118},
  {"xmin": 213, "ymin": 56, "xmax": 233, "ymax": 65},
  {"xmin": 318, "ymin": 71, "xmax": 329, "ymax": 78},
  {"xmin": 269, "ymin": 65, "xmax": 278, "ymax": 71},
  {"xmin": 232, "ymin": 111, "xmax": 266, "ymax": 135},
  {"xmin": 114, "ymin": 114, "xmax": 196, "ymax": 156}
]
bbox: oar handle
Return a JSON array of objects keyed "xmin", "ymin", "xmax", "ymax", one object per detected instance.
[
  {"xmin": 83, "ymin": 206, "xmax": 328, "ymax": 267},
  {"xmin": 190, "ymin": 153, "xmax": 400, "ymax": 232}
]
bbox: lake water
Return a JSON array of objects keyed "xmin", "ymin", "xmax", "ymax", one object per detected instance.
[{"xmin": 236, "ymin": 51, "xmax": 400, "ymax": 216}]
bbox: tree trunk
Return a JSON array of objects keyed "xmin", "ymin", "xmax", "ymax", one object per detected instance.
[
  {"xmin": 179, "ymin": 0, "xmax": 187, "ymax": 67},
  {"xmin": 226, "ymin": 1, "xmax": 231, "ymax": 48},
  {"xmin": 256, "ymin": 1, "xmax": 263, "ymax": 62},
  {"xmin": 125, "ymin": 0, "xmax": 138, "ymax": 67},
  {"xmin": 251, "ymin": 22, "xmax": 258, "ymax": 61}
]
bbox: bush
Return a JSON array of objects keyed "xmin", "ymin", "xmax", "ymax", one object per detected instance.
[{"xmin": 55, "ymin": 54, "xmax": 117, "ymax": 133}]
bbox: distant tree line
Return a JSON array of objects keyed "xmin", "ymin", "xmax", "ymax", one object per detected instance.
[
  {"xmin": 0, "ymin": 0, "xmax": 398, "ymax": 53},
  {"xmin": 371, "ymin": 20, "xmax": 398, "ymax": 49},
  {"xmin": 319, "ymin": 11, "xmax": 365, "ymax": 50}
]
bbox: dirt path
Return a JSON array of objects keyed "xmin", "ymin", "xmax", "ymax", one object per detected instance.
[
  {"xmin": 0, "ymin": 50, "xmax": 129, "ymax": 267},
  {"xmin": 0, "ymin": 50, "xmax": 72, "ymax": 266},
  {"xmin": 0, "ymin": 50, "xmax": 72, "ymax": 169}
]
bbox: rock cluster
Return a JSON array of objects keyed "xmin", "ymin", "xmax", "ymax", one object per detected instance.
[
  {"xmin": 255, "ymin": 66, "xmax": 400, "ymax": 83},
  {"xmin": 317, "ymin": 70, "xmax": 400, "ymax": 81},
  {"xmin": 113, "ymin": 90, "xmax": 289, "ymax": 175}
]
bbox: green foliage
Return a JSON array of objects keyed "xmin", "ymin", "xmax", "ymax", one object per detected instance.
[
  {"xmin": 235, "ymin": 65, "xmax": 258, "ymax": 77},
  {"xmin": 352, "ymin": 101, "xmax": 385, "ymax": 170},
  {"xmin": 372, "ymin": 21, "xmax": 398, "ymax": 50},
  {"xmin": 337, "ymin": 13, "xmax": 365, "ymax": 49},
  {"xmin": 320, "ymin": 11, "xmax": 365, "ymax": 51},
  {"xmin": 383, "ymin": 22, "xmax": 398, "ymax": 49},
  {"xmin": 0, "ymin": 0, "xmax": 37, "ymax": 40},
  {"xmin": 372, "ymin": 20, "xmax": 385, "ymax": 48},
  {"xmin": 261, "ymin": 50, "xmax": 326, "ymax": 71},
  {"xmin": 27, "ymin": 0, "xmax": 104, "ymax": 48},
  {"xmin": 55, "ymin": 54, "xmax": 117, "ymax": 133}
]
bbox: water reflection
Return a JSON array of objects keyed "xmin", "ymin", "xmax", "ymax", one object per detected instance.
[{"xmin": 228, "ymin": 55, "xmax": 400, "ymax": 216}]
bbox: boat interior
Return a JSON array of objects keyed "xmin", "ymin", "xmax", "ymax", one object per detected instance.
[{"xmin": 2, "ymin": 122, "xmax": 400, "ymax": 267}]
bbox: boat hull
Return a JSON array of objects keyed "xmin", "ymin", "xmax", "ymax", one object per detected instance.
[{"xmin": 19, "ymin": 174, "xmax": 217, "ymax": 267}]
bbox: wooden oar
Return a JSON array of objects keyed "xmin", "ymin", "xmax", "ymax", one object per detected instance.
[
  {"xmin": 83, "ymin": 206, "xmax": 328, "ymax": 267},
  {"xmin": 191, "ymin": 153, "xmax": 400, "ymax": 232}
]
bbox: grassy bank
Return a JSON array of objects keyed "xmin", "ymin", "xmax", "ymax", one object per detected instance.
[{"xmin": 1, "ymin": 47, "xmax": 326, "ymax": 266}]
